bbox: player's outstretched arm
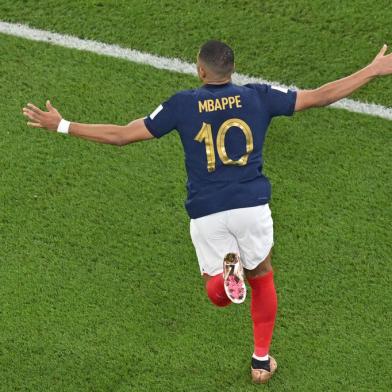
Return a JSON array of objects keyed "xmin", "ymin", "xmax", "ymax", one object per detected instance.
[
  {"xmin": 22, "ymin": 101, "xmax": 154, "ymax": 146},
  {"xmin": 295, "ymin": 44, "xmax": 392, "ymax": 111}
]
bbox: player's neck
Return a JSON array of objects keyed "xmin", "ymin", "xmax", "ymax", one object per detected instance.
[{"xmin": 202, "ymin": 77, "xmax": 232, "ymax": 85}]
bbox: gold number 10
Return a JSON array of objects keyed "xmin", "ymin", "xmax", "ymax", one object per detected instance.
[{"xmin": 194, "ymin": 118, "xmax": 254, "ymax": 172}]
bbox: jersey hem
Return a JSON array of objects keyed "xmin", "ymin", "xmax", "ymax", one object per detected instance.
[{"xmin": 187, "ymin": 199, "xmax": 269, "ymax": 219}]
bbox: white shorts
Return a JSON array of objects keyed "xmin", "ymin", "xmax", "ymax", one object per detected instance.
[{"xmin": 190, "ymin": 204, "xmax": 274, "ymax": 276}]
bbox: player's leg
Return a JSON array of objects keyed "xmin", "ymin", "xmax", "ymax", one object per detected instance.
[
  {"xmin": 227, "ymin": 204, "xmax": 277, "ymax": 383},
  {"xmin": 245, "ymin": 251, "xmax": 278, "ymax": 383},
  {"xmin": 245, "ymin": 250, "xmax": 276, "ymax": 361},
  {"xmin": 244, "ymin": 251, "xmax": 273, "ymax": 279},
  {"xmin": 190, "ymin": 211, "xmax": 239, "ymax": 307}
]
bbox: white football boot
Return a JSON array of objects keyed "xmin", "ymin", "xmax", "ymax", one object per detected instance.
[{"xmin": 223, "ymin": 253, "xmax": 246, "ymax": 304}]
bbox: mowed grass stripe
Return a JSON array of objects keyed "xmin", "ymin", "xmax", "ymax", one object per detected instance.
[
  {"xmin": 1, "ymin": 0, "xmax": 392, "ymax": 107},
  {"xmin": 1, "ymin": 20, "xmax": 392, "ymax": 121}
]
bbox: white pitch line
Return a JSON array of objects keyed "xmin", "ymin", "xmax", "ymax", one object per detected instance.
[{"xmin": 1, "ymin": 20, "xmax": 392, "ymax": 121}]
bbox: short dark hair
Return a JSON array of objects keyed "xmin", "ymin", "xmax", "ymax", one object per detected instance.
[{"xmin": 198, "ymin": 40, "xmax": 234, "ymax": 77}]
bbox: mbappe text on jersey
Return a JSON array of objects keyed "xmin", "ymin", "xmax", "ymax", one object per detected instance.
[{"xmin": 198, "ymin": 95, "xmax": 242, "ymax": 113}]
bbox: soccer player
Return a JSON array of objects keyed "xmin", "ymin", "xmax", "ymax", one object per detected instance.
[{"xmin": 23, "ymin": 40, "xmax": 392, "ymax": 384}]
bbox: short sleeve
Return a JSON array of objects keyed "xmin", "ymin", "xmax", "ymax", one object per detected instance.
[
  {"xmin": 248, "ymin": 83, "xmax": 297, "ymax": 117},
  {"xmin": 144, "ymin": 94, "xmax": 178, "ymax": 138}
]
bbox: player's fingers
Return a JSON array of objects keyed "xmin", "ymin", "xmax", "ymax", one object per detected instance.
[
  {"xmin": 22, "ymin": 108, "xmax": 39, "ymax": 120},
  {"xmin": 27, "ymin": 121, "xmax": 42, "ymax": 128},
  {"xmin": 376, "ymin": 44, "xmax": 387, "ymax": 58},
  {"xmin": 27, "ymin": 103, "xmax": 45, "ymax": 115},
  {"xmin": 23, "ymin": 108, "xmax": 34, "ymax": 119},
  {"xmin": 46, "ymin": 100, "xmax": 54, "ymax": 111}
]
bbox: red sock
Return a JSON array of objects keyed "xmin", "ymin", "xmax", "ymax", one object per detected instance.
[
  {"xmin": 247, "ymin": 271, "xmax": 277, "ymax": 357},
  {"xmin": 205, "ymin": 274, "xmax": 231, "ymax": 307}
]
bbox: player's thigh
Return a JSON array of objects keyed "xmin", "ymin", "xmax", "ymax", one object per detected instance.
[
  {"xmin": 190, "ymin": 212, "xmax": 239, "ymax": 277},
  {"xmin": 227, "ymin": 204, "xmax": 274, "ymax": 271}
]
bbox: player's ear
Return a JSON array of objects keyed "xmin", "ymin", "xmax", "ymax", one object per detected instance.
[
  {"xmin": 197, "ymin": 64, "xmax": 207, "ymax": 81},
  {"xmin": 196, "ymin": 64, "xmax": 202, "ymax": 80}
]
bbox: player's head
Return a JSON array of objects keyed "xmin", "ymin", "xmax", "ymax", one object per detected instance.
[{"xmin": 197, "ymin": 40, "xmax": 235, "ymax": 82}]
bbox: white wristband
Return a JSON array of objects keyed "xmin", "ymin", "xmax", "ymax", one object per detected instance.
[{"xmin": 57, "ymin": 119, "xmax": 71, "ymax": 134}]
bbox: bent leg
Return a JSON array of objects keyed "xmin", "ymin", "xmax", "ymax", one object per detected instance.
[
  {"xmin": 245, "ymin": 251, "xmax": 277, "ymax": 357},
  {"xmin": 190, "ymin": 212, "xmax": 239, "ymax": 308}
]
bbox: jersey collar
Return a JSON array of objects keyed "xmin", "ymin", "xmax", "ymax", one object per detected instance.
[{"xmin": 202, "ymin": 82, "xmax": 232, "ymax": 90}]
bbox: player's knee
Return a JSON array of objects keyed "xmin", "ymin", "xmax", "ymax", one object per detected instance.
[
  {"xmin": 206, "ymin": 289, "xmax": 231, "ymax": 307},
  {"xmin": 245, "ymin": 254, "xmax": 273, "ymax": 279},
  {"xmin": 205, "ymin": 276, "xmax": 231, "ymax": 307}
]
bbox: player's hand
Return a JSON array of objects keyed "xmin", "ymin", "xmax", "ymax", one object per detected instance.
[
  {"xmin": 22, "ymin": 101, "xmax": 62, "ymax": 131},
  {"xmin": 369, "ymin": 44, "xmax": 392, "ymax": 76}
]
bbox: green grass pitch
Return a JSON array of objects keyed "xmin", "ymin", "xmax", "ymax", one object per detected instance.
[{"xmin": 0, "ymin": 1, "xmax": 391, "ymax": 391}]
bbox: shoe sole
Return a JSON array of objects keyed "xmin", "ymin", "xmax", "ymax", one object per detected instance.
[{"xmin": 223, "ymin": 253, "xmax": 246, "ymax": 304}]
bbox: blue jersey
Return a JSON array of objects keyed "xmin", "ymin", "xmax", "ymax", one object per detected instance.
[{"xmin": 144, "ymin": 82, "xmax": 297, "ymax": 219}]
